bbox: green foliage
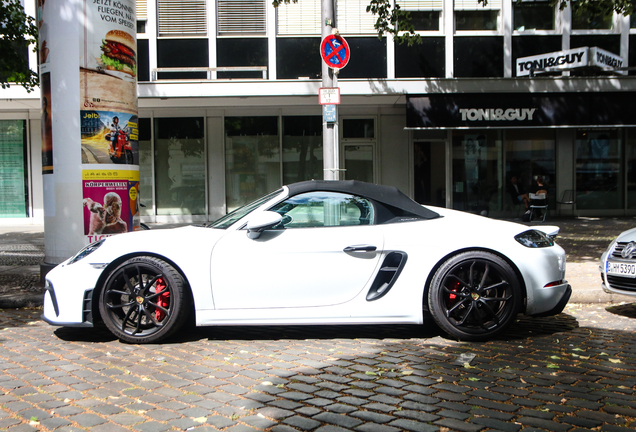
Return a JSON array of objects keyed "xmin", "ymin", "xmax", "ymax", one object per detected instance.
[{"xmin": 0, "ymin": 0, "xmax": 39, "ymax": 92}]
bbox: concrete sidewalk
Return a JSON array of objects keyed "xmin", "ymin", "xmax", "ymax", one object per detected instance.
[{"xmin": 1, "ymin": 217, "xmax": 635, "ymax": 308}]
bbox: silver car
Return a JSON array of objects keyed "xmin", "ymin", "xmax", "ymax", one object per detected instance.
[{"xmin": 601, "ymin": 227, "xmax": 636, "ymax": 297}]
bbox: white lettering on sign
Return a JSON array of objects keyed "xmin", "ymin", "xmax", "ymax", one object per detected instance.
[
  {"xmin": 517, "ymin": 51, "xmax": 585, "ymax": 75},
  {"xmin": 459, "ymin": 108, "xmax": 537, "ymax": 122}
]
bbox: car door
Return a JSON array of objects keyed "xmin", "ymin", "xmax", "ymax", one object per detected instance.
[{"xmin": 211, "ymin": 191, "xmax": 384, "ymax": 309}]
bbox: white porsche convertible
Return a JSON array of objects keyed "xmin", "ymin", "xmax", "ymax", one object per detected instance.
[{"xmin": 43, "ymin": 180, "xmax": 571, "ymax": 343}]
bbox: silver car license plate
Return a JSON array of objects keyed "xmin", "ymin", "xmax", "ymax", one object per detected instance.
[{"xmin": 607, "ymin": 261, "xmax": 636, "ymax": 277}]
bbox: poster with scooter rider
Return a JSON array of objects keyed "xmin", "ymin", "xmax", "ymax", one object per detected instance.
[{"xmin": 80, "ymin": 110, "xmax": 138, "ymax": 164}]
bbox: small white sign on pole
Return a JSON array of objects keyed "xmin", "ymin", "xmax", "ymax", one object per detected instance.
[{"xmin": 319, "ymin": 87, "xmax": 340, "ymax": 105}]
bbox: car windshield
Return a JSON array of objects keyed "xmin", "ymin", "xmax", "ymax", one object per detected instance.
[{"xmin": 207, "ymin": 189, "xmax": 284, "ymax": 229}]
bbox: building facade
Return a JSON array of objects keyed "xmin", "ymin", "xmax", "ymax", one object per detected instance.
[{"xmin": 3, "ymin": 0, "xmax": 636, "ymax": 224}]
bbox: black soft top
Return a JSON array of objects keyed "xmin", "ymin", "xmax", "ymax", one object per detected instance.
[{"xmin": 286, "ymin": 180, "xmax": 440, "ymax": 220}]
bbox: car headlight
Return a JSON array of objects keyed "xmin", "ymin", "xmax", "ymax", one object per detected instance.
[
  {"xmin": 68, "ymin": 239, "xmax": 105, "ymax": 264},
  {"xmin": 515, "ymin": 230, "xmax": 554, "ymax": 248}
]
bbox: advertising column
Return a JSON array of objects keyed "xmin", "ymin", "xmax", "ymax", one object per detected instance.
[{"xmin": 40, "ymin": 0, "xmax": 138, "ymax": 269}]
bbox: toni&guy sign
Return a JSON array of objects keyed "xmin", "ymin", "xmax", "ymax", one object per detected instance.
[{"xmin": 516, "ymin": 47, "xmax": 624, "ymax": 76}]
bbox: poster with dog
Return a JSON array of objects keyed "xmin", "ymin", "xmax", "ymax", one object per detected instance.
[{"xmin": 82, "ymin": 169, "xmax": 140, "ymax": 241}]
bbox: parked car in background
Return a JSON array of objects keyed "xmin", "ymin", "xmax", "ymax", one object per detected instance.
[
  {"xmin": 601, "ymin": 228, "xmax": 636, "ymax": 297},
  {"xmin": 43, "ymin": 180, "xmax": 571, "ymax": 344}
]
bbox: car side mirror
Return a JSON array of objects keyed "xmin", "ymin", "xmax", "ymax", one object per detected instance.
[{"xmin": 246, "ymin": 211, "xmax": 283, "ymax": 239}]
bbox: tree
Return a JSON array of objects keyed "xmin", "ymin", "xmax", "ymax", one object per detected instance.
[
  {"xmin": 0, "ymin": 0, "xmax": 38, "ymax": 92},
  {"xmin": 272, "ymin": 0, "xmax": 635, "ymax": 47}
]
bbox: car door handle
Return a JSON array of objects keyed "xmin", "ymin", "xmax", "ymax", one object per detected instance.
[{"xmin": 344, "ymin": 245, "xmax": 377, "ymax": 253}]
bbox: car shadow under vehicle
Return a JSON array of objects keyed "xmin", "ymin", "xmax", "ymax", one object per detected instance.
[{"xmin": 605, "ymin": 302, "xmax": 636, "ymax": 319}]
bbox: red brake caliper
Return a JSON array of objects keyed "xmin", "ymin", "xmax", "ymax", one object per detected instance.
[
  {"xmin": 446, "ymin": 281, "xmax": 460, "ymax": 307},
  {"xmin": 155, "ymin": 278, "xmax": 170, "ymax": 321}
]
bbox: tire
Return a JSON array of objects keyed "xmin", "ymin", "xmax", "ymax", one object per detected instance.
[
  {"xmin": 125, "ymin": 150, "xmax": 133, "ymax": 165},
  {"xmin": 99, "ymin": 256, "xmax": 191, "ymax": 343},
  {"xmin": 428, "ymin": 251, "xmax": 522, "ymax": 341}
]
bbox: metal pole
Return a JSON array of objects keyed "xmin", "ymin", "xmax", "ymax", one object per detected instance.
[{"xmin": 322, "ymin": 0, "xmax": 337, "ymax": 180}]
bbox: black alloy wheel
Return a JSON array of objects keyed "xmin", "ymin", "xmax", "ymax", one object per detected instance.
[
  {"xmin": 428, "ymin": 251, "xmax": 522, "ymax": 341},
  {"xmin": 99, "ymin": 256, "xmax": 190, "ymax": 343}
]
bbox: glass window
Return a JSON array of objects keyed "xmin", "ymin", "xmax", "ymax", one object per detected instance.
[
  {"xmin": 395, "ymin": 37, "xmax": 445, "ymax": 78},
  {"xmin": 137, "ymin": 39, "xmax": 150, "ymax": 82},
  {"xmin": 344, "ymin": 146, "xmax": 374, "ymax": 182},
  {"xmin": 513, "ymin": 1, "xmax": 555, "ymax": 31},
  {"xmin": 504, "ymin": 129, "xmax": 556, "ymax": 210},
  {"xmin": 455, "ymin": 11, "xmax": 498, "ymax": 31},
  {"xmin": 217, "ymin": 38, "xmax": 268, "ymax": 79},
  {"xmin": 225, "ymin": 117, "xmax": 280, "ymax": 212},
  {"xmin": 210, "ymin": 189, "xmax": 283, "ymax": 229},
  {"xmin": 0, "ymin": 120, "xmax": 28, "ymax": 218},
  {"xmin": 576, "ymin": 129, "xmax": 622, "ymax": 209},
  {"xmin": 282, "ymin": 116, "xmax": 323, "ymax": 184},
  {"xmin": 138, "ymin": 118, "xmax": 153, "ymax": 216},
  {"xmin": 156, "ymin": 39, "xmax": 209, "ymax": 79},
  {"xmin": 452, "ymin": 130, "xmax": 502, "ymax": 214},
  {"xmin": 269, "ymin": 192, "xmax": 374, "ymax": 228},
  {"xmin": 337, "ymin": 37, "xmax": 387, "ymax": 79},
  {"xmin": 572, "ymin": 4, "xmax": 613, "ymax": 30},
  {"xmin": 627, "ymin": 129, "xmax": 636, "ymax": 208},
  {"xmin": 409, "ymin": 11, "xmax": 440, "ymax": 31},
  {"xmin": 154, "ymin": 117, "xmax": 206, "ymax": 216},
  {"xmin": 343, "ymin": 119, "xmax": 374, "ymax": 139},
  {"xmin": 276, "ymin": 38, "xmax": 321, "ymax": 79},
  {"xmin": 454, "ymin": 37, "xmax": 504, "ymax": 77}
]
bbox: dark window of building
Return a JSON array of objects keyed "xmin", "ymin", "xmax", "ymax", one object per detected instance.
[
  {"xmin": 283, "ymin": 116, "xmax": 323, "ymax": 184},
  {"xmin": 276, "ymin": 38, "xmax": 321, "ymax": 79},
  {"xmin": 576, "ymin": 129, "xmax": 622, "ymax": 209},
  {"xmin": 337, "ymin": 37, "xmax": 387, "ymax": 79},
  {"xmin": 409, "ymin": 11, "xmax": 440, "ymax": 31},
  {"xmin": 513, "ymin": 1, "xmax": 555, "ymax": 31},
  {"xmin": 217, "ymin": 38, "xmax": 268, "ymax": 79},
  {"xmin": 343, "ymin": 119, "xmax": 374, "ymax": 139},
  {"xmin": 630, "ymin": 35, "xmax": 636, "ymax": 76},
  {"xmin": 512, "ymin": 35, "xmax": 562, "ymax": 76},
  {"xmin": 455, "ymin": 10, "xmax": 498, "ymax": 31},
  {"xmin": 454, "ymin": 37, "xmax": 504, "ymax": 78},
  {"xmin": 156, "ymin": 39, "xmax": 209, "ymax": 79},
  {"xmin": 137, "ymin": 39, "xmax": 150, "ymax": 82},
  {"xmin": 395, "ymin": 37, "xmax": 445, "ymax": 78},
  {"xmin": 572, "ymin": 4, "xmax": 613, "ymax": 30},
  {"xmin": 570, "ymin": 35, "xmax": 621, "ymax": 54},
  {"xmin": 0, "ymin": 40, "xmax": 29, "ymax": 83}
]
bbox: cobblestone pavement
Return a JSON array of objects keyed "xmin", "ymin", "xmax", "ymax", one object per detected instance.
[{"xmin": 0, "ymin": 303, "xmax": 634, "ymax": 432}]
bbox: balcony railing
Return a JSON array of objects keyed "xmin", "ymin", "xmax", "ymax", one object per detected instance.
[{"xmin": 151, "ymin": 67, "xmax": 268, "ymax": 81}]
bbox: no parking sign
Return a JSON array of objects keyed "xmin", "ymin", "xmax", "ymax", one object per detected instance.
[{"xmin": 320, "ymin": 34, "xmax": 350, "ymax": 70}]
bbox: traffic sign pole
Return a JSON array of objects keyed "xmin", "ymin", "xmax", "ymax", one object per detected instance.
[{"xmin": 321, "ymin": 0, "xmax": 338, "ymax": 180}]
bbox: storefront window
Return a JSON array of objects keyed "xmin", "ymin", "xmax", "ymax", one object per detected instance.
[
  {"xmin": 0, "ymin": 120, "xmax": 28, "ymax": 218},
  {"xmin": 628, "ymin": 129, "xmax": 636, "ymax": 208},
  {"xmin": 576, "ymin": 129, "xmax": 622, "ymax": 210},
  {"xmin": 138, "ymin": 118, "xmax": 153, "ymax": 216},
  {"xmin": 504, "ymin": 129, "xmax": 556, "ymax": 210},
  {"xmin": 452, "ymin": 130, "xmax": 502, "ymax": 214},
  {"xmin": 225, "ymin": 117, "xmax": 280, "ymax": 211},
  {"xmin": 282, "ymin": 116, "xmax": 322, "ymax": 184},
  {"xmin": 154, "ymin": 117, "xmax": 206, "ymax": 216},
  {"xmin": 344, "ymin": 145, "xmax": 373, "ymax": 182}
]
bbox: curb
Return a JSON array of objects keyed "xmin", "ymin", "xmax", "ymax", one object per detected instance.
[{"xmin": 0, "ymin": 293, "xmax": 44, "ymax": 309}]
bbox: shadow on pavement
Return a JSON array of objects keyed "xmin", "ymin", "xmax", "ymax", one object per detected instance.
[{"xmin": 606, "ymin": 302, "xmax": 636, "ymax": 319}]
